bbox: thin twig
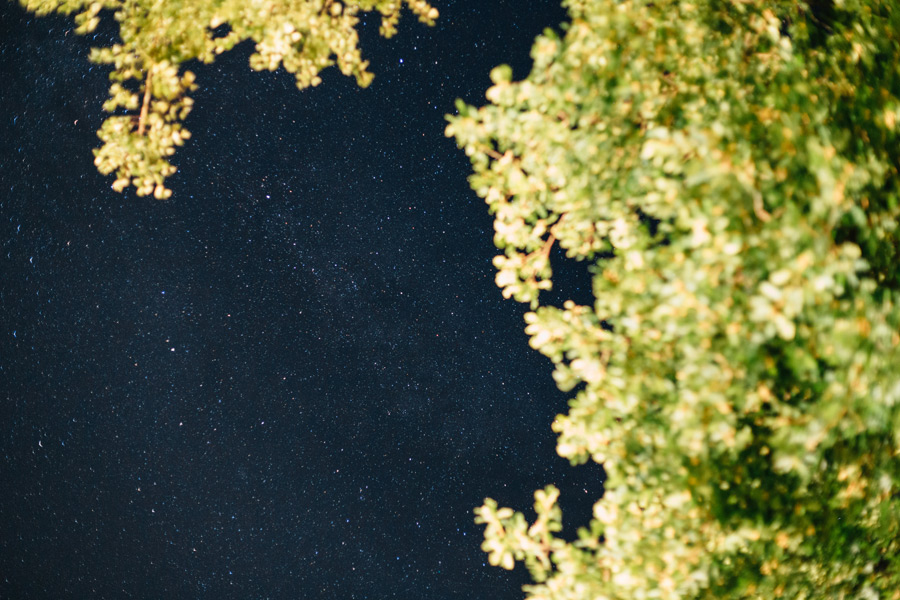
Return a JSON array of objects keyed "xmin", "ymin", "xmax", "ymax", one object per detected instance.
[
  {"xmin": 539, "ymin": 233, "xmax": 557, "ymax": 259},
  {"xmin": 138, "ymin": 69, "xmax": 152, "ymax": 136},
  {"xmin": 752, "ymin": 190, "xmax": 771, "ymax": 222}
]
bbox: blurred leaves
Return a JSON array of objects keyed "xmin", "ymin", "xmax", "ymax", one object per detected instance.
[
  {"xmin": 20, "ymin": 0, "xmax": 438, "ymax": 196},
  {"xmin": 450, "ymin": 0, "xmax": 900, "ymax": 598}
]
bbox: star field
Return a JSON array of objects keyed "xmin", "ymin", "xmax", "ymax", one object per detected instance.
[{"xmin": 0, "ymin": 2, "xmax": 605, "ymax": 599}]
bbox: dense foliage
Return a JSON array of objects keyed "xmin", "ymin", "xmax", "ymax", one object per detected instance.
[
  {"xmin": 448, "ymin": 0, "xmax": 900, "ymax": 598},
  {"xmin": 20, "ymin": 0, "xmax": 436, "ymax": 197}
]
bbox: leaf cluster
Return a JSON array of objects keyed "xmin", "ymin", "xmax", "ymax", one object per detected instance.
[
  {"xmin": 448, "ymin": 1, "xmax": 900, "ymax": 598},
  {"xmin": 21, "ymin": 0, "xmax": 438, "ymax": 196}
]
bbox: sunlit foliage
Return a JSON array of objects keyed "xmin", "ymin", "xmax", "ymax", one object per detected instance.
[
  {"xmin": 448, "ymin": 1, "xmax": 900, "ymax": 598},
  {"xmin": 21, "ymin": 0, "xmax": 437, "ymax": 197}
]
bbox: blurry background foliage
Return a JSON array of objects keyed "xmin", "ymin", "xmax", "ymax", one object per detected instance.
[
  {"xmin": 19, "ymin": 0, "xmax": 437, "ymax": 197},
  {"xmin": 448, "ymin": 0, "xmax": 900, "ymax": 598}
]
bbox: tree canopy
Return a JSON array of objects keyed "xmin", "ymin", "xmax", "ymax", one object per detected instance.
[
  {"xmin": 448, "ymin": 0, "xmax": 900, "ymax": 598},
  {"xmin": 20, "ymin": 0, "xmax": 437, "ymax": 197}
]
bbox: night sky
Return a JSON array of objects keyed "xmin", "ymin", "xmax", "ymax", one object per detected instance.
[{"xmin": 0, "ymin": 2, "xmax": 605, "ymax": 598}]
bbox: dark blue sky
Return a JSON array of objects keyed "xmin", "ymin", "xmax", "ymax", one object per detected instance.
[{"xmin": 0, "ymin": 2, "xmax": 604, "ymax": 599}]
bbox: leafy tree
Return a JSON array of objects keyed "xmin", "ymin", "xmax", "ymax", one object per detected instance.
[
  {"xmin": 19, "ymin": 0, "xmax": 437, "ymax": 197},
  {"xmin": 448, "ymin": 0, "xmax": 900, "ymax": 598}
]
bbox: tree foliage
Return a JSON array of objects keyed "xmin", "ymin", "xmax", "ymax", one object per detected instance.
[
  {"xmin": 448, "ymin": 0, "xmax": 900, "ymax": 598},
  {"xmin": 20, "ymin": 0, "xmax": 437, "ymax": 197}
]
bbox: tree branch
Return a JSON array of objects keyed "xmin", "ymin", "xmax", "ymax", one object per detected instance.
[{"xmin": 138, "ymin": 69, "xmax": 152, "ymax": 136}]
